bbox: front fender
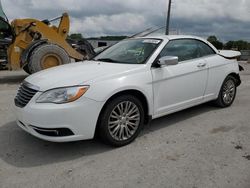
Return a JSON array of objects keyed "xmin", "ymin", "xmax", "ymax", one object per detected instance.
[{"xmin": 84, "ymin": 70, "xmax": 154, "ymax": 115}]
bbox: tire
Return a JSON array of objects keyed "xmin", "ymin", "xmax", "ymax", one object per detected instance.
[
  {"xmin": 28, "ymin": 43, "xmax": 70, "ymax": 74},
  {"xmin": 97, "ymin": 95, "xmax": 145, "ymax": 147},
  {"xmin": 22, "ymin": 64, "xmax": 31, "ymax": 74},
  {"xmin": 214, "ymin": 75, "xmax": 237, "ymax": 108}
]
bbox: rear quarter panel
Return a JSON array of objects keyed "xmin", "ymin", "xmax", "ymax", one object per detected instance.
[{"xmin": 204, "ymin": 55, "xmax": 239, "ymax": 101}]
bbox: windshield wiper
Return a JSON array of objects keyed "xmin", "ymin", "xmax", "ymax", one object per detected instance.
[{"xmin": 96, "ymin": 58, "xmax": 117, "ymax": 63}]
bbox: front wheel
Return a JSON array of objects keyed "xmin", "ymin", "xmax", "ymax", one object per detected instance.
[
  {"xmin": 97, "ymin": 95, "xmax": 145, "ymax": 147},
  {"xmin": 214, "ymin": 75, "xmax": 237, "ymax": 107}
]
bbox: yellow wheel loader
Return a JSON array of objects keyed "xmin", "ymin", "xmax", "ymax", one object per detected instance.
[{"xmin": 0, "ymin": 1, "xmax": 95, "ymax": 74}]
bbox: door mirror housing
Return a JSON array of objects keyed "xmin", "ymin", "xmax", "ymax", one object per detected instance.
[{"xmin": 158, "ymin": 56, "xmax": 178, "ymax": 66}]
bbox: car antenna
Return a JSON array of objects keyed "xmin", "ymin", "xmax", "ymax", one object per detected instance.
[{"xmin": 165, "ymin": 0, "xmax": 172, "ymax": 35}]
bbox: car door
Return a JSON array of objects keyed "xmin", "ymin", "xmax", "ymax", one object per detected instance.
[
  {"xmin": 196, "ymin": 40, "xmax": 220, "ymax": 101},
  {"xmin": 151, "ymin": 39, "xmax": 208, "ymax": 118}
]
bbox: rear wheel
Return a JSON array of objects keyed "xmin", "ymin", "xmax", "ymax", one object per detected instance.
[
  {"xmin": 98, "ymin": 95, "xmax": 145, "ymax": 147},
  {"xmin": 28, "ymin": 43, "xmax": 70, "ymax": 74},
  {"xmin": 214, "ymin": 75, "xmax": 237, "ymax": 107}
]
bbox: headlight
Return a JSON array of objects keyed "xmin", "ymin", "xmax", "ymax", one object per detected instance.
[{"xmin": 36, "ymin": 86, "xmax": 89, "ymax": 104}]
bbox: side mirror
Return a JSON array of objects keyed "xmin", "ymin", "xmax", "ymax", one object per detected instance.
[{"xmin": 158, "ymin": 56, "xmax": 178, "ymax": 66}]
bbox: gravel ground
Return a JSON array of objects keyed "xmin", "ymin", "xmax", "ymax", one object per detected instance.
[{"xmin": 0, "ymin": 63, "xmax": 250, "ymax": 188}]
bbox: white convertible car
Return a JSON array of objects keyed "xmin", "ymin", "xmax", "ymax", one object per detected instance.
[{"xmin": 14, "ymin": 35, "xmax": 242, "ymax": 146}]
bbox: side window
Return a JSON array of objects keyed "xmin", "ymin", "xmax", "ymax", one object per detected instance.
[
  {"xmin": 159, "ymin": 39, "xmax": 215, "ymax": 62},
  {"xmin": 198, "ymin": 42, "xmax": 216, "ymax": 56}
]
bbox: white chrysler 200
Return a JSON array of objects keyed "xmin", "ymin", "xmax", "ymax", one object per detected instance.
[{"xmin": 14, "ymin": 35, "xmax": 242, "ymax": 146}]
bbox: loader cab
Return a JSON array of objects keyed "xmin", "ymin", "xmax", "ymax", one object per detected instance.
[
  {"xmin": 0, "ymin": 1, "xmax": 13, "ymax": 39},
  {"xmin": 0, "ymin": 17, "xmax": 12, "ymax": 38}
]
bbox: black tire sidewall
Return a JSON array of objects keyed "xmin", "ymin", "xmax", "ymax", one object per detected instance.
[
  {"xmin": 22, "ymin": 64, "xmax": 31, "ymax": 74},
  {"xmin": 98, "ymin": 95, "xmax": 145, "ymax": 147}
]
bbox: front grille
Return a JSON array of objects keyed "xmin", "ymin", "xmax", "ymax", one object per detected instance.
[{"xmin": 15, "ymin": 82, "xmax": 39, "ymax": 108}]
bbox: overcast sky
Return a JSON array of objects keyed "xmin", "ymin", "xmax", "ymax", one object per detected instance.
[{"xmin": 1, "ymin": 0, "xmax": 250, "ymax": 41}]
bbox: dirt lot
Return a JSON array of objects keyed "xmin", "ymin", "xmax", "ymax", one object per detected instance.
[{"xmin": 0, "ymin": 63, "xmax": 250, "ymax": 188}]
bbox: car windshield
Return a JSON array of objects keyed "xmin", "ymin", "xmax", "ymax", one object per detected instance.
[{"xmin": 94, "ymin": 38, "xmax": 162, "ymax": 64}]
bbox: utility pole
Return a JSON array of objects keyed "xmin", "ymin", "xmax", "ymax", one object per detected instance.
[{"xmin": 165, "ymin": 0, "xmax": 172, "ymax": 35}]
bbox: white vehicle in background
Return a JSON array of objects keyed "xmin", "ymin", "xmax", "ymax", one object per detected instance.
[{"xmin": 14, "ymin": 35, "xmax": 242, "ymax": 147}]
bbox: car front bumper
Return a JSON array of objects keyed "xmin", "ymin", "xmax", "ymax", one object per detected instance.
[{"xmin": 14, "ymin": 93, "xmax": 105, "ymax": 142}]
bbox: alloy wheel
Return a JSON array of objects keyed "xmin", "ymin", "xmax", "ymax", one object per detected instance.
[
  {"xmin": 222, "ymin": 79, "xmax": 236, "ymax": 104},
  {"xmin": 108, "ymin": 101, "xmax": 141, "ymax": 141}
]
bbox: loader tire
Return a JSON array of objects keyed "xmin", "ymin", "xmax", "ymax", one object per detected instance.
[
  {"xmin": 28, "ymin": 43, "xmax": 70, "ymax": 74},
  {"xmin": 23, "ymin": 64, "xmax": 31, "ymax": 74}
]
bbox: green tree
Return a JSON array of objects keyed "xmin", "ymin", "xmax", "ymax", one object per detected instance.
[
  {"xmin": 224, "ymin": 40, "xmax": 250, "ymax": 50},
  {"xmin": 100, "ymin": 36, "xmax": 127, "ymax": 40},
  {"xmin": 234, "ymin": 40, "xmax": 249, "ymax": 50},
  {"xmin": 68, "ymin": 33, "xmax": 83, "ymax": 40},
  {"xmin": 207, "ymin": 36, "xmax": 223, "ymax": 50},
  {"xmin": 224, "ymin": 41, "xmax": 234, "ymax": 50},
  {"xmin": 207, "ymin": 36, "xmax": 218, "ymax": 43}
]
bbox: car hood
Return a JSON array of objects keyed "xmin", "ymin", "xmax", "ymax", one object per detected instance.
[{"xmin": 25, "ymin": 61, "xmax": 143, "ymax": 91}]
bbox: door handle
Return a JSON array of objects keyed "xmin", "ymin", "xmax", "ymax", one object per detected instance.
[{"xmin": 197, "ymin": 63, "xmax": 206, "ymax": 68}]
